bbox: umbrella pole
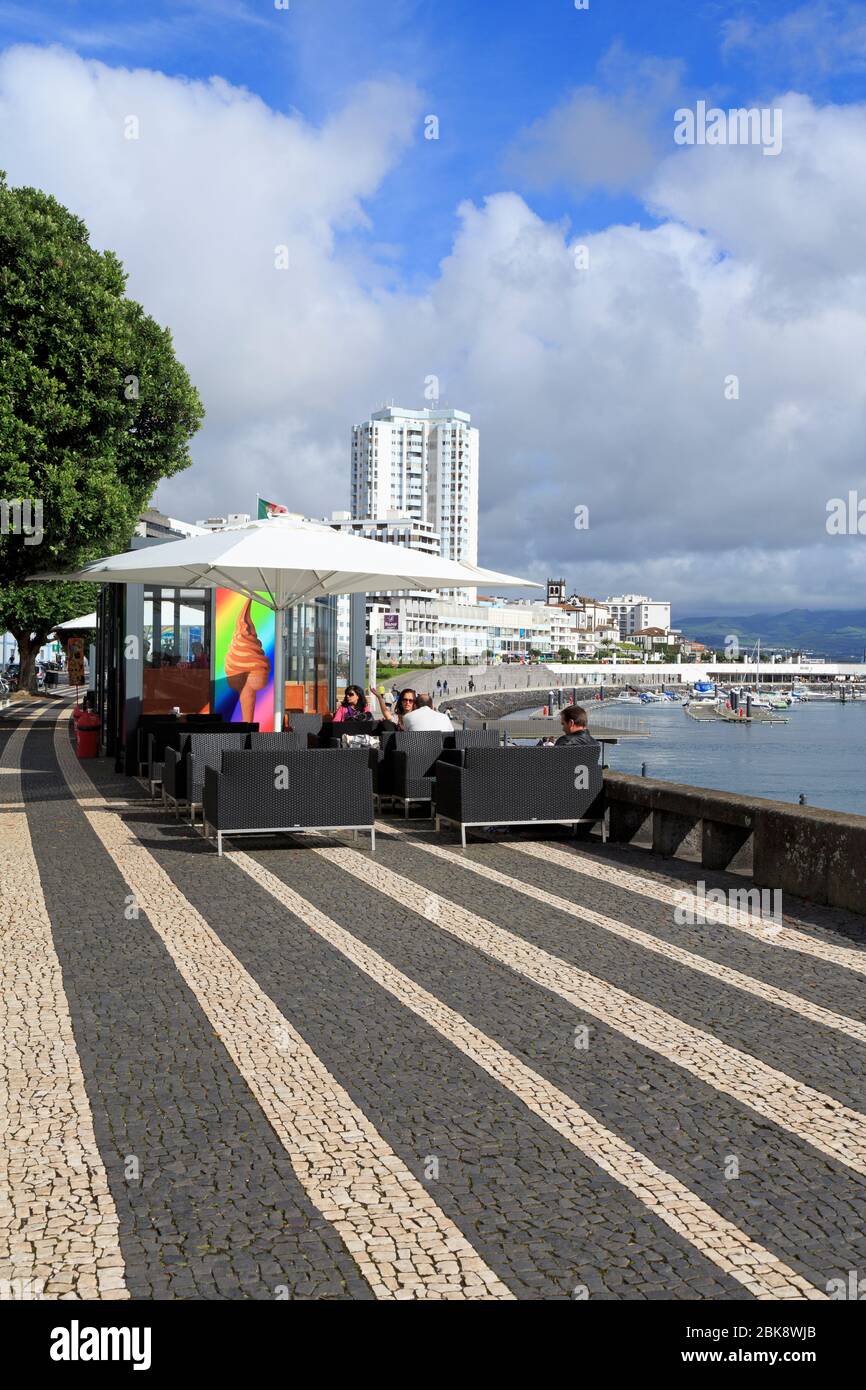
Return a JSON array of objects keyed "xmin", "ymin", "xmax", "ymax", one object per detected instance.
[{"xmin": 273, "ymin": 604, "xmax": 285, "ymax": 732}]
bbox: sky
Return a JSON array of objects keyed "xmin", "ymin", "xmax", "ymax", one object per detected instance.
[{"xmin": 1, "ymin": 0, "xmax": 866, "ymax": 614}]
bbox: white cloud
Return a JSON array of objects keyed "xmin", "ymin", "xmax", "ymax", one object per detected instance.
[
  {"xmin": 721, "ymin": 2, "xmax": 866, "ymax": 78},
  {"xmin": 504, "ymin": 51, "xmax": 684, "ymax": 197},
  {"xmin": 1, "ymin": 45, "xmax": 866, "ymax": 610},
  {"xmin": 0, "ymin": 44, "xmax": 423, "ymax": 522},
  {"xmin": 649, "ymin": 92, "xmax": 866, "ymax": 300}
]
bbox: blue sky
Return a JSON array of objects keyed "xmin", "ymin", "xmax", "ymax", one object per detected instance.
[
  {"xmin": 2, "ymin": 0, "xmax": 866, "ymax": 611},
  {"xmin": 2, "ymin": 0, "xmax": 857, "ymax": 281}
]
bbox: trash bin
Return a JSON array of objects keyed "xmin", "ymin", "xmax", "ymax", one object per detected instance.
[{"xmin": 75, "ymin": 711, "xmax": 101, "ymax": 758}]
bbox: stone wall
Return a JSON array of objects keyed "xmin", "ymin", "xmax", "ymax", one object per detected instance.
[
  {"xmin": 604, "ymin": 771, "xmax": 866, "ymax": 916},
  {"xmin": 445, "ymin": 684, "xmax": 649, "ymax": 722}
]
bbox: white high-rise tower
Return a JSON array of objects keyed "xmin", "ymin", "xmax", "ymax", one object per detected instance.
[{"xmin": 350, "ymin": 405, "xmax": 479, "ymax": 599}]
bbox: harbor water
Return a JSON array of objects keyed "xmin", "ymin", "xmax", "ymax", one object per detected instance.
[{"xmin": 509, "ymin": 698, "xmax": 866, "ymax": 817}]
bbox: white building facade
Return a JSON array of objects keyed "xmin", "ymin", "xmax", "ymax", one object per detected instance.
[
  {"xmin": 370, "ymin": 595, "xmax": 617, "ymax": 666},
  {"xmin": 604, "ymin": 594, "xmax": 672, "ymax": 639},
  {"xmin": 328, "ymin": 509, "xmax": 441, "ymax": 559},
  {"xmin": 350, "ymin": 405, "xmax": 479, "ymax": 599}
]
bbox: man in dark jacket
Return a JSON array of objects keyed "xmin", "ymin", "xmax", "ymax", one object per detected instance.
[{"xmin": 555, "ymin": 704, "xmax": 599, "ymax": 746}]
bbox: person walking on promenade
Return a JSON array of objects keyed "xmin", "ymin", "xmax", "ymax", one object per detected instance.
[
  {"xmin": 468, "ymin": 677, "xmax": 475, "ymax": 693},
  {"xmin": 436, "ymin": 679, "xmax": 442, "ymax": 698}
]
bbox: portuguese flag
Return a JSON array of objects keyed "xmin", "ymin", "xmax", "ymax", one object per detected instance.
[{"xmin": 257, "ymin": 496, "xmax": 289, "ymax": 519}]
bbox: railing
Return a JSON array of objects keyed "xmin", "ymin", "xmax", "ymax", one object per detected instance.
[
  {"xmin": 585, "ymin": 712, "xmax": 651, "ymax": 736},
  {"xmin": 463, "ymin": 715, "xmax": 649, "ymax": 740}
]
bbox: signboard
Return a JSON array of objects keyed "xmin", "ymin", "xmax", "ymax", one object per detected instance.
[
  {"xmin": 67, "ymin": 636, "xmax": 86, "ymax": 686},
  {"xmin": 383, "ymin": 614, "xmax": 400, "ymax": 632}
]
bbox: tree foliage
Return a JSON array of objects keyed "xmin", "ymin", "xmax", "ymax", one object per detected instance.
[{"xmin": 0, "ymin": 172, "xmax": 204, "ymax": 684}]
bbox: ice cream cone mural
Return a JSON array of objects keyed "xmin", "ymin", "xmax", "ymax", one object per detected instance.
[
  {"xmin": 225, "ymin": 598, "xmax": 270, "ymax": 720},
  {"xmin": 214, "ymin": 590, "xmax": 275, "ymax": 727}
]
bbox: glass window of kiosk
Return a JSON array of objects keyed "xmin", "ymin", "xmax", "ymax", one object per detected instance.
[{"xmin": 142, "ymin": 588, "xmax": 212, "ymax": 713}]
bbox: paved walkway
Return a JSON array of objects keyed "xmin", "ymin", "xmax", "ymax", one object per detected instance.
[{"xmin": 2, "ymin": 698, "xmax": 866, "ymax": 1300}]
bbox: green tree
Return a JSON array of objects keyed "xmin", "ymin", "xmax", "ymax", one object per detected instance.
[{"xmin": 0, "ymin": 174, "xmax": 204, "ymax": 690}]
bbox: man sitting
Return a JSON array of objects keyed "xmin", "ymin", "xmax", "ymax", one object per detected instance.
[
  {"xmin": 555, "ymin": 704, "xmax": 599, "ymax": 746},
  {"xmin": 402, "ymin": 692, "xmax": 454, "ymax": 732}
]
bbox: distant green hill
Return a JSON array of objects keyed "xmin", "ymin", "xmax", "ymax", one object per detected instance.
[{"xmin": 681, "ymin": 609, "xmax": 866, "ymax": 662}]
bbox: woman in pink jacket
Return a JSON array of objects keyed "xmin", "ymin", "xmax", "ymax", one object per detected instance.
[{"xmin": 332, "ymin": 684, "xmax": 371, "ymax": 722}]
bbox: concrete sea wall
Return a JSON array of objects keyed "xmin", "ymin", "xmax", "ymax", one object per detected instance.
[{"xmin": 604, "ymin": 771, "xmax": 866, "ymax": 915}]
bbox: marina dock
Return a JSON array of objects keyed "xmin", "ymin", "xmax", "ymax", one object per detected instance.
[{"xmin": 684, "ymin": 703, "xmax": 789, "ymax": 725}]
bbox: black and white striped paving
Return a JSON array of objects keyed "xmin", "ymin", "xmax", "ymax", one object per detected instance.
[{"xmin": 2, "ymin": 699, "xmax": 864, "ymax": 1300}]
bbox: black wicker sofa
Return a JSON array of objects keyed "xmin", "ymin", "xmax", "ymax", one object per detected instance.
[
  {"xmin": 202, "ymin": 748, "xmax": 375, "ymax": 855},
  {"xmin": 433, "ymin": 744, "xmax": 605, "ymax": 847}
]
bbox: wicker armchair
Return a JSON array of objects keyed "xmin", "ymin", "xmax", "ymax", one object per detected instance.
[
  {"xmin": 389, "ymin": 731, "xmax": 449, "ymax": 817},
  {"xmin": 247, "ymin": 732, "xmax": 305, "ymax": 752},
  {"xmin": 135, "ymin": 719, "xmax": 184, "ymax": 784},
  {"xmin": 202, "ymin": 748, "xmax": 375, "ymax": 855},
  {"xmin": 373, "ymin": 726, "xmax": 398, "ymax": 801},
  {"xmin": 433, "ymin": 745, "xmax": 605, "ymax": 847},
  {"xmin": 372, "ymin": 728, "xmax": 495, "ymax": 810},
  {"xmin": 163, "ymin": 732, "xmax": 251, "ymax": 824},
  {"xmin": 145, "ymin": 723, "xmax": 216, "ymax": 799},
  {"xmin": 142, "ymin": 725, "xmax": 184, "ymax": 796},
  {"xmin": 125, "ymin": 715, "xmax": 173, "ymax": 778},
  {"xmin": 285, "ymin": 713, "xmax": 325, "ymax": 747},
  {"xmin": 138, "ymin": 718, "xmax": 257, "ymax": 796},
  {"xmin": 450, "ymin": 729, "xmax": 501, "ymax": 751}
]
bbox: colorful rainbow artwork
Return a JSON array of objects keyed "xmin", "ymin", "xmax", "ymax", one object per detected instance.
[{"xmin": 213, "ymin": 588, "xmax": 275, "ymax": 728}]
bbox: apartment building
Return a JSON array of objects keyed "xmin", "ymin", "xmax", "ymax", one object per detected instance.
[
  {"xmin": 350, "ymin": 405, "xmax": 479, "ymax": 599},
  {"xmin": 329, "ymin": 509, "xmax": 441, "ymax": 559},
  {"xmin": 370, "ymin": 593, "xmax": 616, "ymax": 665},
  {"xmin": 605, "ymin": 593, "xmax": 672, "ymax": 638}
]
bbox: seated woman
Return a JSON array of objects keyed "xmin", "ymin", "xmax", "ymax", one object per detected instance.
[
  {"xmin": 332, "ymin": 684, "xmax": 374, "ymax": 724},
  {"xmin": 387, "ymin": 688, "xmax": 417, "ymax": 728}
]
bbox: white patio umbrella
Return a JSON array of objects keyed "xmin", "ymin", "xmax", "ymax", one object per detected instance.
[
  {"xmin": 52, "ymin": 606, "xmax": 204, "ymax": 633},
  {"xmin": 51, "ymin": 612, "xmax": 98, "ymax": 631},
  {"xmin": 35, "ymin": 514, "xmax": 539, "ymax": 729}
]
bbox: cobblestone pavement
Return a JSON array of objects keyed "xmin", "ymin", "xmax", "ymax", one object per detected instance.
[{"xmin": 2, "ymin": 698, "xmax": 865, "ymax": 1300}]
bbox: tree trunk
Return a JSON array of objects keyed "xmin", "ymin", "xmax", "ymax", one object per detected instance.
[{"xmin": 10, "ymin": 627, "xmax": 47, "ymax": 694}]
